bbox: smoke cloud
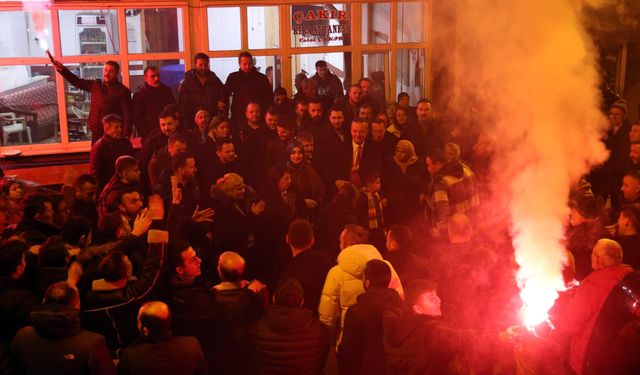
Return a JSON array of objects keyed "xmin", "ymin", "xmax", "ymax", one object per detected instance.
[{"xmin": 436, "ymin": 0, "xmax": 610, "ymax": 326}]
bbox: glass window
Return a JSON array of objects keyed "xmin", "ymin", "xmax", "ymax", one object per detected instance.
[
  {"xmin": 210, "ymin": 57, "xmax": 239, "ymax": 85},
  {"xmin": 0, "ymin": 11, "xmax": 54, "ymax": 58},
  {"xmin": 291, "ymin": 52, "xmax": 351, "ymax": 96},
  {"xmin": 397, "ymin": 2, "xmax": 424, "ymax": 43},
  {"xmin": 290, "ymin": 4, "xmax": 351, "ymax": 48},
  {"xmin": 396, "ymin": 49, "xmax": 424, "ymax": 106},
  {"xmin": 210, "ymin": 56, "xmax": 280, "ymax": 90},
  {"xmin": 129, "ymin": 59, "xmax": 184, "ymax": 97},
  {"xmin": 0, "ymin": 65, "xmax": 59, "ymax": 145},
  {"xmin": 362, "ymin": 52, "xmax": 389, "ymax": 104},
  {"xmin": 361, "ymin": 3, "xmax": 390, "ymax": 45},
  {"xmin": 59, "ymin": 10, "xmax": 120, "ymax": 56},
  {"xmin": 207, "ymin": 7, "xmax": 241, "ymax": 51},
  {"xmin": 62, "ymin": 62, "xmax": 121, "ymax": 142},
  {"xmin": 126, "ymin": 8, "xmax": 184, "ymax": 53},
  {"xmin": 248, "ymin": 6, "xmax": 280, "ymax": 50}
]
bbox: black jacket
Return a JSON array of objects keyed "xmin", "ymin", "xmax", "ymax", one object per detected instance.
[
  {"xmin": 82, "ymin": 241, "xmax": 167, "ymax": 352},
  {"xmin": 133, "ymin": 83, "xmax": 175, "ymax": 141},
  {"xmin": 278, "ymin": 250, "xmax": 332, "ymax": 315},
  {"xmin": 178, "ymin": 69, "xmax": 226, "ymax": 131},
  {"xmin": 11, "ymin": 306, "xmax": 115, "ymax": 375},
  {"xmin": 249, "ymin": 304, "xmax": 329, "ymax": 375},
  {"xmin": 118, "ymin": 332, "xmax": 207, "ymax": 375},
  {"xmin": 225, "ymin": 68, "xmax": 273, "ymax": 124},
  {"xmin": 89, "ymin": 135, "xmax": 135, "ymax": 189}
]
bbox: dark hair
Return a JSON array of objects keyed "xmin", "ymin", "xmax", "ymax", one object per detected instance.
[
  {"xmin": 194, "ymin": 52, "xmax": 209, "ymax": 63},
  {"xmin": 63, "ymin": 216, "xmax": 92, "ymax": 245},
  {"xmin": 0, "ymin": 178, "xmax": 22, "ymax": 199},
  {"xmin": 275, "ymin": 279, "xmax": 304, "ymax": 308},
  {"xmin": 158, "ymin": 108, "xmax": 177, "ymax": 121},
  {"xmin": 426, "ymin": 148, "xmax": 447, "ymax": 164},
  {"xmin": 168, "ymin": 133, "xmax": 187, "ymax": 147},
  {"xmin": 370, "ymin": 118, "xmax": 385, "ymax": 128},
  {"xmin": 359, "ymin": 103, "xmax": 373, "ymax": 111},
  {"xmin": 0, "ymin": 240, "xmax": 26, "ymax": 277},
  {"xmin": 246, "ymin": 101, "xmax": 261, "ymax": 111},
  {"xmin": 238, "ymin": 51, "xmax": 253, "ymax": 62},
  {"xmin": 342, "ymin": 224, "xmax": 368, "ymax": 245},
  {"xmin": 308, "ymin": 97, "xmax": 323, "ymax": 106},
  {"xmin": 294, "ymin": 97, "xmax": 309, "ymax": 107},
  {"xmin": 417, "ymin": 98, "xmax": 431, "ymax": 106},
  {"xmin": 625, "ymin": 170, "xmax": 640, "ymax": 182},
  {"xmin": 105, "ymin": 61, "xmax": 120, "ymax": 74},
  {"xmin": 405, "ymin": 279, "xmax": 438, "ymax": 308},
  {"xmin": 315, "ymin": 60, "xmax": 327, "ymax": 68},
  {"xmin": 172, "ymin": 152, "xmax": 195, "ymax": 172},
  {"xmin": 44, "ymin": 282, "xmax": 80, "ymax": 307},
  {"xmin": 274, "ymin": 86, "xmax": 287, "ymax": 96},
  {"xmin": 287, "ymin": 219, "xmax": 314, "ymax": 249},
  {"xmin": 364, "ymin": 259, "xmax": 391, "ymax": 289},
  {"xmin": 102, "ymin": 114, "xmax": 122, "ymax": 127},
  {"xmin": 21, "ymin": 193, "xmax": 51, "ymax": 221},
  {"xmin": 266, "ymin": 105, "xmax": 280, "ymax": 117},
  {"xmin": 215, "ymin": 139, "xmax": 235, "ymax": 153},
  {"xmin": 163, "ymin": 104, "xmax": 180, "ymax": 118},
  {"xmin": 397, "ymin": 92, "xmax": 409, "ymax": 101},
  {"xmin": 115, "ymin": 156, "xmax": 138, "ymax": 177},
  {"xmin": 143, "ymin": 66, "xmax": 158, "ymax": 75},
  {"xmin": 39, "ymin": 236, "xmax": 68, "ymax": 268},
  {"xmin": 359, "ymin": 77, "xmax": 373, "ymax": 85},
  {"xmin": 75, "ymin": 174, "xmax": 96, "ymax": 189},
  {"xmin": 362, "ymin": 170, "xmax": 380, "ymax": 186},
  {"xmin": 296, "ymin": 131, "xmax": 314, "ymax": 143},
  {"xmin": 277, "ymin": 114, "xmax": 295, "ymax": 130},
  {"xmin": 388, "ymin": 225, "xmax": 414, "ymax": 250},
  {"xmin": 268, "ymin": 164, "xmax": 289, "ymax": 191},
  {"xmin": 98, "ymin": 211, "xmax": 124, "ymax": 240},
  {"xmin": 329, "ymin": 105, "xmax": 345, "ymax": 115},
  {"xmin": 99, "ymin": 251, "xmax": 129, "ymax": 282},
  {"xmin": 168, "ymin": 240, "xmax": 192, "ymax": 272},
  {"xmin": 349, "ymin": 83, "xmax": 361, "ymax": 92},
  {"xmin": 116, "ymin": 186, "xmax": 140, "ymax": 206}
]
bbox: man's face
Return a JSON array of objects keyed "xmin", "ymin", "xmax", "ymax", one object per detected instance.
[
  {"xmin": 631, "ymin": 145, "xmax": 640, "ymax": 165},
  {"xmin": 159, "ymin": 117, "xmax": 178, "ymax": 136},
  {"xmin": 609, "ymin": 107, "xmax": 626, "ymax": 128},
  {"xmin": 360, "ymin": 80, "xmax": 372, "ymax": 96},
  {"xmin": 414, "ymin": 290, "xmax": 442, "ymax": 316},
  {"xmin": 351, "ymin": 122, "xmax": 368, "ymax": 145},
  {"xmin": 359, "ymin": 107, "xmax": 373, "ymax": 122},
  {"xmin": 228, "ymin": 184, "xmax": 245, "ymax": 200},
  {"xmin": 195, "ymin": 112, "xmax": 210, "ymax": 131},
  {"xmin": 301, "ymin": 140, "xmax": 314, "ymax": 159},
  {"xmin": 245, "ymin": 104, "xmax": 261, "ymax": 124},
  {"xmin": 416, "ymin": 102, "xmax": 432, "ymax": 121},
  {"xmin": 213, "ymin": 122, "xmax": 230, "ymax": 139},
  {"xmin": 371, "ymin": 123, "xmax": 385, "ymax": 142},
  {"xmin": 217, "ymin": 143, "xmax": 237, "ymax": 164},
  {"xmin": 278, "ymin": 172, "xmax": 292, "ymax": 192},
  {"xmin": 239, "ymin": 56, "xmax": 253, "ymax": 73},
  {"xmin": 143, "ymin": 69, "xmax": 160, "ymax": 88},
  {"xmin": 630, "ymin": 125, "xmax": 640, "ymax": 143},
  {"xmin": 195, "ymin": 58, "xmax": 210, "ymax": 76},
  {"xmin": 277, "ymin": 126, "xmax": 291, "ymax": 141},
  {"xmin": 302, "ymin": 81, "xmax": 316, "ymax": 98},
  {"xmin": 316, "ymin": 65, "xmax": 328, "ymax": 79},
  {"xmin": 169, "ymin": 141, "xmax": 187, "ymax": 158},
  {"xmin": 622, "ymin": 176, "xmax": 640, "ymax": 201},
  {"xmin": 103, "ymin": 64, "xmax": 118, "ymax": 83},
  {"xmin": 274, "ymin": 94, "xmax": 286, "ymax": 106},
  {"xmin": 178, "ymin": 247, "xmax": 202, "ymax": 279},
  {"xmin": 329, "ymin": 110, "xmax": 345, "ymax": 130},
  {"xmin": 349, "ymin": 87, "xmax": 362, "ymax": 105},
  {"xmin": 181, "ymin": 158, "xmax": 197, "ymax": 179},
  {"xmin": 76, "ymin": 182, "xmax": 98, "ymax": 202},
  {"xmin": 39, "ymin": 202, "xmax": 54, "ymax": 224},
  {"xmin": 426, "ymin": 157, "xmax": 443, "ymax": 176},
  {"xmin": 265, "ymin": 113, "xmax": 279, "ymax": 131},
  {"xmin": 8, "ymin": 183, "xmax": 23, "ymax": 201},
  {"xmin": 122, "ymin": 166, "xmax": 141, "ymax": 183},
  {"xmin": 295, "ymin": 103, "xmax": 308, "ymax": 118},
  {"xmin": 399, "ymin": 96, "xmax": 410, "ymax": 107},
  {"xmin": 120, "ymin": 191, "xmax": 143, "ymax": 217},
  {"xmin": 366, "ymin": 177, "xmax": 381, "ymax": 193},
  {"xmin": 105, "ymin": 121, "xmax": 123, "ymax": 139},
  {"xmin": 395, "ymin": 109, "xmax": 408, "ymax": 125},
  {"xmin": 308, "ymin": 103, "xmax": 323, "ymax": 121}
]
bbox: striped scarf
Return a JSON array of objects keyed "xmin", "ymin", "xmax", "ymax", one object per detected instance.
[{"xmin": 367, "ymin": 192, "xmax": 384, "ymax": 229}]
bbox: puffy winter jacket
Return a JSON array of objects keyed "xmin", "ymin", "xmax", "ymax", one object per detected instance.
[{"xmin": 318, "ymin": 244, "xmax": 403, "ymax": 344}]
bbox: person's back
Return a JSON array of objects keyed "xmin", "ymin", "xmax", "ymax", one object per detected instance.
[
  {"xmin": 11, "ymin": 282, "xmax": 115, "ymax": 375},
  {"xmin": 249, "ymin": 279, "xmax": 328, "ymax": 375},
  {"xmin": 118, "ymin": 301, "xmax": 206, "ymax": 375}
]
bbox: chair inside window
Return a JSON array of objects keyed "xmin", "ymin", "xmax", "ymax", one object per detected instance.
[{"xmin": 1, "ymin": 112, "xmax": 32, "ymax": 145}]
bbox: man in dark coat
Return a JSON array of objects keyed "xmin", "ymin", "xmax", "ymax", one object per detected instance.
[
  {"xmin": 98, "ymin": 156, "xmax": 140, "ymax": 218},
  {"xmin": 178, "ymin": 53, "xmax": 226, "ymax": 131},
  {"xmin": 89, "ymin": 114, "xmax": 135, "ymax": 190},
  {"xmin": 118, "ymin": 301, "xmax": 207, "ymax": 375},
  {"xmin": 316, "ymin": 105, "xmax": 351, "ymax": 192},
  {"xmin": 139, "ymin": 109, "xmax": 180, "ymax": 196},
  {"xmin": 198, "ymin": 140, "xmax": 247, "ymax": 195},
  {"xmin": 249, "ymin": 279, "xmax": 328, "ymax": 375},
  {"xmin": 133, "ymin": 66, "xmax": 176, "ymax": 142},
  {"xmin": 0, "ymin": 240, "xmax": 41, "ymax": 374},
  {"xmin": 11, "ymin": 282, "xmax": 115, "ymax": 375},
  {"xmin": 278, "ymin": 219, "xmax": 332, "ymax": 315},
  {"xmin": 15, "ymin": 193, "xmax": 60, "ymax": 238},
  {"xmin": 53, "ymin": 59, "xmax": 132, "ymax": 143},
  {"xmin": 312, "ymin": 60, "xmax": 344, "ymax": 108},
  {"xmin": 225, "ymin": 51, "xmax": 273, "ymax": 128},
  {"xmin": 615, "ymin": 207, "xmax": 640, "ymax": 269}
]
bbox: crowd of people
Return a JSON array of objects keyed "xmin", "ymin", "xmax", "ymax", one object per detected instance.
[{"xmin": 0, "ymin": 50, "xmax": 639, "ymax": 374}]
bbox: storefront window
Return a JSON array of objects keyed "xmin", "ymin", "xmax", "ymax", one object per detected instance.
[
  {"xmin": 397, "ymin": 2, "xmax": 424, "ymax": 43},
  {"xmin": 126, "ymin": 8, "xmax": 184, "ymax": 54},
  {"xmin": 363, "ymin": 52, "xmax": 389, "ymax": 103},
  {"xmin": 0, "ymin": 65, "xmax": 59, "ymax": 145},
  {"xmin": 207, "ymin": 7, "xmax": 241, "ymax": 51},
  {"xmin": 210, "ymin": 56, "xmax": 280, "ymax": 90},
  {"xmin": 396, "ymin": 49, "xmax": 424, "ymax": 106},
  {"xmin": 248, "ymin": 6, "xmax": 280, "ymax": 50},
  {"xmin": 0, "ymin": 11, "xmax": 54, "ymax": 58},
  {"xmin": 291, "ymin": 52, "xmax": 351, "ymax": 96},
  {"xmin": 128, "ymin": 59, "xmax": 184, "ymax": 97},
  {"xmin": 290, "ymin": 4, "xmax": 351, "ymax": 48},
  {"xmin": 361, "ymin": 3, "xmax": 390, "ymax": 45},
  {"xmin": 58, "ymin": 10, "xmax": 120, "ymax": 56}
]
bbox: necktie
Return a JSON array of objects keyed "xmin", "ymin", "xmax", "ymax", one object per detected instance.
[{"xmin": 353, "ymin": 145, "xmax": 362, "ymax": 170}]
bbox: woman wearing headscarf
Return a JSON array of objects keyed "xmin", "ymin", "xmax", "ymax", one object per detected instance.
[
  {"xmin": 285, "ymin": 141, "xmax": 325, "ymax": 215},
  {"xmin": 382, "ymin": 140, "xmax": 428, "ymax": 225}
]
